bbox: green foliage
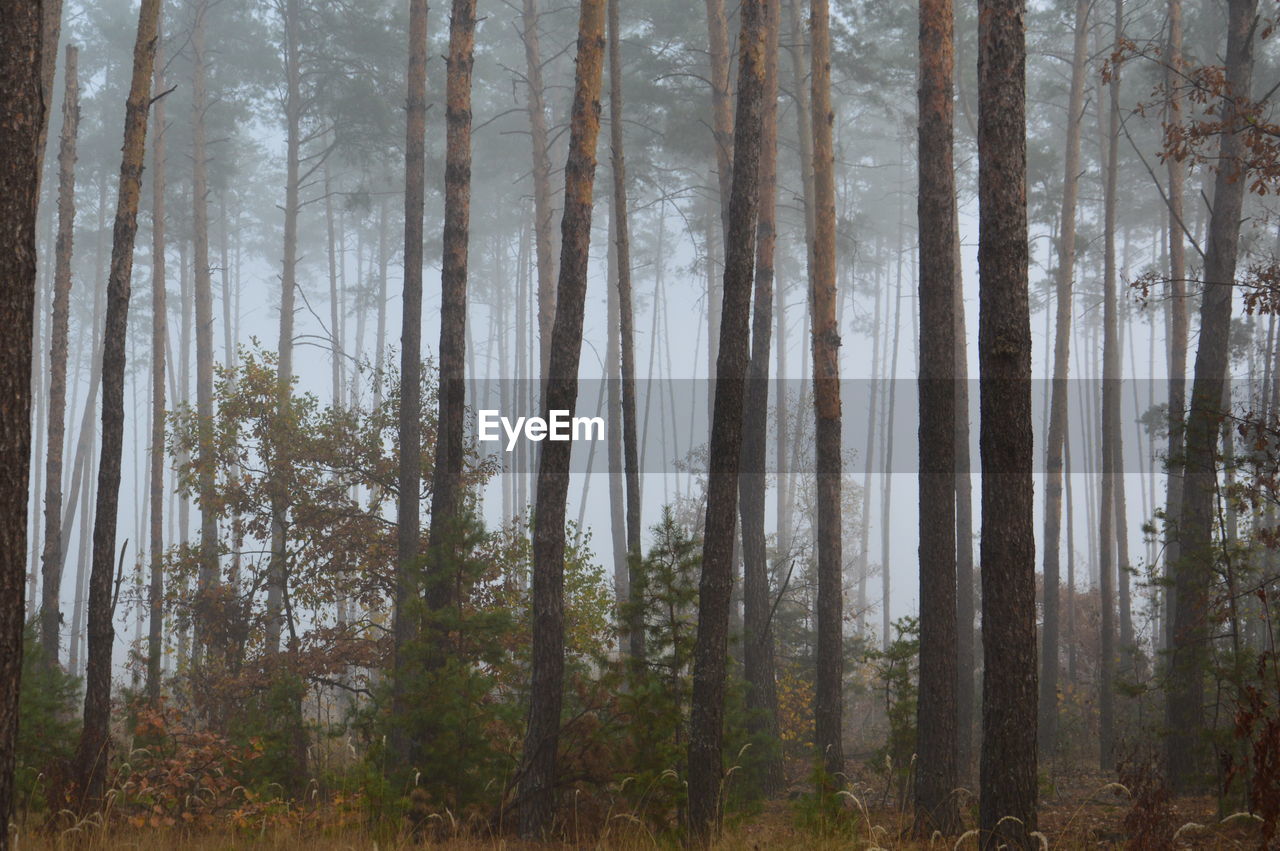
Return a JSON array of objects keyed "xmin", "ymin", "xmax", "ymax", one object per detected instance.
[
  {"xmin": 15, "ymin": 624, "xmax": 81, "ymax": 814},
  {"xmin": 225, "ymin": 669, "xmax": 310, "ymax": 797},
  {"xmin": 867, "ymin": 616, "xmax": 919, "ymax": 802}
]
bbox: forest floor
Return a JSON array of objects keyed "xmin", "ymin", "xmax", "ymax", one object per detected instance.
[{"xmin": 10, "ymin": 776, "xmax": 1262, "ymax": 850}]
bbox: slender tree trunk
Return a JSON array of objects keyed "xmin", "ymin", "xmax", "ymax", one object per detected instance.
[
  {"xmin": 74, "ymin": 0, "xmax": 161, "ymax": 806},
  {"xmin": 607, "ymin": 0, "xmax": 644, "ymax": 661},
  {"xmin": 977, "ymin": 0, "xmax": 1037, "ymax": 843},
  {"xmin": 325, "ymin": 166, "xmax": 343, "ymax": 407},
  {"xmin": 518, "ymin": 0, "xmax": 606, "ymax": 834},
  {"xmin": 392, "ymin": 0, "xmax": 428, "ymax": 757},
  {"xmin": 1038, "ymin": 0, "xmax": 1088, "ymax": 759},
  {"xmin": 914, "ymin": 0, "xmax": 960, "ymax": 831},
  {"xmin": 739, "ymin": 0, "xmax": 783, "ymax": 797},
  {"xmin": 40, "ymin": 43, "xmax": 78, "ymax": 667},
  {"xmin": 1167, "ymin": 0, "xmax": 1256, "ymax": 793},
  {"xmin": 425, "ymin": 0, "xmax": 476, "ymax": 621},
  {"xmin": 880, "ymin": 263, "xmax": 903, "ymax": 650},
  {"xmin": 809, "ymin": 0, "xmax": 844, "ymax": 787},
  {"xmin": 704, "ymin": 0, "xmax": 733, "ymax": 231},
  {"xmin": 191, "ymin": 0, "xmax": 218, "ymax": 664},
  {"xmin": 1162, "ymin": 0, "xmax": 1187, "ymax": 657},
  {"xmin": 0, "ymin": 0, "xmax": 44, "ymax": 838},
  {"xmin": 521, "ymin": 0, "xmax": 556, "ymax": 382},
  {"xmin": 1096, "ymin": 0, "xmax": 1124, "ymax": 772},
  {"xmin": 146, "ymin": 22, "xmax": 166, "ymax": 702},
  {"xmin": 686, "ymin": 0, "xmax": 767, "ymax": 836},
  {"xmin": 268, "ymin": 0, "xmax": 302, "ymax": 657},
  {"xmin": 34, "ymin": 0, "xmax": 63, "ymax": 191},
  {"xmin": 954, "ymin": 207, "xmax": 976, "ymax": 780},
  {"xmin": 605, "ymin": 205, "xmax": 626, "ymax": 604}
]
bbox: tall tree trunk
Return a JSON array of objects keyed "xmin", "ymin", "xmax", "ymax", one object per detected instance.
[
  {"xmin": 425, "ymin": 0, "xmax": 476, "ymax": 621},
  {"xmin": 521, "ymin": 0, "xmax": 555, "ymax": 382},
  {"xmin": 704, "ymin": 0, "xmax": 733, "ymax": 232},
  {"xmin": 1167, "ymin": 0, "xmax": 1256, "ymax": 793},
  {"xmin": 0, "ymin": 0, "xmax": 44, "ymax": 838},
  {"xmin": 74, "ymin": 0, "xmax": 161, "ymax": 806},
  {"xmin": 268, "ymin": 0, "xmax": 301, "ymax": 657},
  {"xmin": 191, "ymin": 0, "xmax": 218, "ymax": 665},
  {"xmin": 607, "ymin": 0, "xmax": 644, "ymax": 660},
  {"xmin": 809, "ymin": 0, "xmax": 844, "ymax": 787},
  {"xmin": 879, "ymin": 261, "xmax": 903, "ymax": 650},
  {"xmin": 518, "ymin": 0, "xmax": 606, "ymax": 835},
  {"xmin": 392, "ymin": 0, "xmax": 428, "ymax": 758},
  {"xmin": 739, "ymin": 0, "xmax": 783, "ymax": 797},
  {"xmin": 954, "ymin": 206, "xmax": 976, "ymax": 780},
  {"xmin": 914, "ymin": 0, "xmax": 959, "ymax": 832},
  {"xmin": 1162, "ymin": 0, "xmax": 1187, "ymax": 657},
  {"xmin": 686, "ymin": 0, "xmax": 766, "ymax": 837},
  {"xmin": 40, "ymin": 43, "xmax": 78, "ymax": 667},
  {"xmin": 1038, "ymin": 0, "xmax": 1088, "ymax": 759},
  {"xmin": 1096, "ymin": 0, "xmax": 1124, "ymax": 772},
  {"xmin": 977, "ymin": 0, "xmax": 1037, "ymax": 843},
  {"xmin": 147, "ymin": 21, "xmax": 166, "ymax": 702},
  {"xmin": 605, "ymin": 203, "xmax": 626, "ymax": 605}
]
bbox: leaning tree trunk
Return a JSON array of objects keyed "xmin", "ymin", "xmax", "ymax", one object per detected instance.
[
  {"xmin": 392, "ymin": 0, "xmax": 428, "ymax": 761},
  {"xmin": 1038, "ymin": 0, "xmax": 1088, "ymax": 760},
  {"xmin": 1167, "ymin": 0, "xmax": 1256, "ymax": 794},
  {"xmin": 518, "ymin": 0, "xmax": 607, "ymax": 835},
  {"xmin": 977, "ymin": 0, "xmax": 1038, "ymax": 844},
  {"xmin": 914, "ymin": 0, "xmax": 960, "ymax": 833},
  {"xmin": 607, "ymin": 0, "xmax": 644, "ymax": 661},
  {"xmin": 74, "ymin": 0, "xmax": 161, "ymax": 808},
  {"xmin": 739, "ymin": 0, "xmax": 783, "ymax": 797},
  {"xmin": 0, "ymin": 0, "xmax": 45, "ymax": 842},
  {"xmin": 40, "ymin": 43, "xmax": 79, "ymax": 667},
  {"xmin": 686, "ymin": 0, "xmax": 767, "ymax": 837},
  {"xmin": 425, "ymin": 0, "xmax": 476, "ymax": 623},
  {"xmin": 146, "ymin": 19, "xmax": 166, "ymax": 703}
]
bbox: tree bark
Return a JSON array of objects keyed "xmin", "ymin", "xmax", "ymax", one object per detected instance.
[
  {"xmin": 1096, "ymin": 0, "xmax": 1124, "ymax": 772},
  {"xmin": 1166, "ymin": 0, "xmax": 1256, "ymax": 793},
  {"xmin": 1162, "ymin": 0, "xmax": 1187, "ymax": 658},
  {"xmin": 607, "ymin": 0, "xmax": 644, "ymax": 661},
  {"xmin": 518, "ymin": 0, "xmax": 606, "ymax": 835},
  {"xmin": 191, "ymin": 0, "xmax": 219, "ymax": 665},
  {"xmin": 425, "ymin": 0, "xmax": 476, "ymax": 620},
  {"xmin": 686, "ymin": 0, "xmax": 766, "ymax": 836},
  {"xmin": 74, "ymin": 0, "xmax": 161, "ymax": 807},
  {"xmin": 914, "ymin": 0, "xmax": 960, "ymax": 832},
  {"xmin": 268, "ymin": 0, "xmax": 302, "ymax": 657},
  {"xmin": 147, "ymin": 21, "xmax": 166, "ymax": 703},
  {"xmin": 977, "ymin": 0, "xmax": 1037, "ymax": 843},
  {"xmin": 0, "ymin": 0, "xmax": 44, "ymax": 838},
  {"xmin": 704, "ymin": 0, "xmax": 733, "ymax": 232},
  {"xmin": 521, "ymin": 0, "xmax": 556, "ymax": 383},
  {"xmin": 954, "ymin": 207, "xmax": 976, "ymax": 780},
  {"xmin": 739, "ymin": 0, "xmax": 783, "ymax": 797},
  {"xmin": 810, "ymin": 0, "xmax": 844, "ymax": 785},
  {"xmin": 40, "ymin": 43, "xmax": 78, "ymax": 668},
  {"xmin": 392, "ymin": 0, "xmax": 428, "ymax": 757},
  {"xmin": 1038, "ymin": 0, "xmax": 1088, "ymax": 760}
]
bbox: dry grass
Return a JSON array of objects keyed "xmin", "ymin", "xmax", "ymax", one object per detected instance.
[{"xmin": 9, "ymin": 772, "xmax": 1263, "ymax": 849}]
